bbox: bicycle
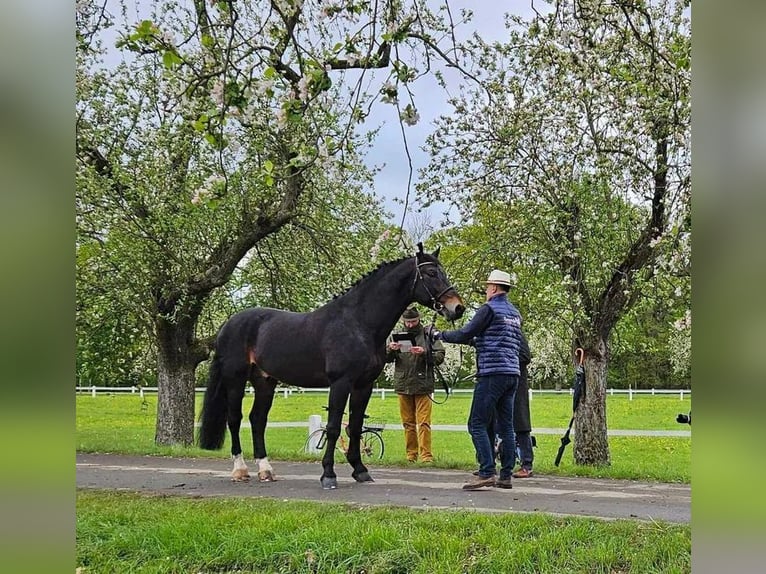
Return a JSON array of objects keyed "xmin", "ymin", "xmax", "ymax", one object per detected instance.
[{"xmin": 302, "ymin": 408, "xmax": 386, "ymax": 460}]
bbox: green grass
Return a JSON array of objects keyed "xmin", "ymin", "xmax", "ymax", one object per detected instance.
[
  {"xmin": 76, "ymin": 392, "xmax": 690, "ymax": 482},
  {"xmin": 77, "ymin": 490, "xmax": 691, "ymax": 574}
]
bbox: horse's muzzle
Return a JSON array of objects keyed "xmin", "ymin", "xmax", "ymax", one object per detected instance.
[{"xmin": 440, "ymin": 295, "xmax": 465, "ymax": 321}]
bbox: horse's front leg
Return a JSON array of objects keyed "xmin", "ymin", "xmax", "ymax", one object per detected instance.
[
  {"xmin": 320, "ymin": 384, "xmax": 351, "ymax": 489},
  {"xmin": 250, "ymin": 376, "xmax": 278, "ymax": 482},
  {"xmin": 346, "ymin": 383, "xmax": 375, "ymax": 483}
]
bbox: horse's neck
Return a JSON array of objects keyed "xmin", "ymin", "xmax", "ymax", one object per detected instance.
[{"xmin": 334, "ymin": 258, "xmax": 415, "ymax": 340}]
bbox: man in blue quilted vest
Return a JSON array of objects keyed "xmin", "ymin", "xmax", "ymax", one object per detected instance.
[{"xmin": 427, "ymin": 269, "xmax": 523, "ymax": 490}]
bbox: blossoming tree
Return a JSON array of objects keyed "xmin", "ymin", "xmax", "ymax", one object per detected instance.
[
  {"xmin": 76, "ymin": 0, "xmax": 483, "ymax": 445},
  {"xmin": 419, "ymin": 0, "xmax": 690, "ymax": 465}
]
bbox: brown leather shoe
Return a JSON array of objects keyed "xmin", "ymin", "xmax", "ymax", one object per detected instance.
[
  {"xmin": 462, "ymin": 475, "xmax": 496, "ymax": 490},
  {"xmin": 512, "ymin": 468, "xmax": 533, "ymax": 478}
]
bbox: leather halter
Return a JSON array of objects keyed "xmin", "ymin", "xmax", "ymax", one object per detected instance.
[{"xmin": 412, "ymin": 258, "xmax": 455, "ymax": 312}]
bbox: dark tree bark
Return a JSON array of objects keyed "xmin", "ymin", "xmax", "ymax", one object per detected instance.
[
  {"xmin": 573, "ymin": 336, "xmax": 611, "ymax": 465},
  {"xmin": 570, "ymin": 127, "xmax": 670, "ymax": 466},
  {"xmin": 153, "ymin": 298, "xmax": 211, "ymax": 446}
]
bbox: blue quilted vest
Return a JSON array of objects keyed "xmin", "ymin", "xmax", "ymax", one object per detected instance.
[{"xmin": 474, "ymin": 294, "xmax": 523, "ymax": 376}]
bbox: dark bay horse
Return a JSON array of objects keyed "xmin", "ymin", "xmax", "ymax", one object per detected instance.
[{"xmin": 198, "ymin": 244, "xmax": 465, "ymax": 489}]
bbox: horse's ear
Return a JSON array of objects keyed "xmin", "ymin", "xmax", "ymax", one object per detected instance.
[
  {"xmin": 417, "ymin": 242, "xmax": 424, "ymax": 255},
  {"xmin": 432, "ymin": 246, "xmax": 441, "ymax": 259}
]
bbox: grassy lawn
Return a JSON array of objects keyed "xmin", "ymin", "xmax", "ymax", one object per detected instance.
[
  {"xmin": 76, "ymin": 392, "xmax": 690, "ymax": 483},
  {"xmin": 77, "ymin": 490, "xmax": 691, "ymax": 574},
  {"xmin": 77, "ymin": 393, "xmax": 691, "ymax": 572}
]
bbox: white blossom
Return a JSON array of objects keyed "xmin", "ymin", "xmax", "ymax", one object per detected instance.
[
  {"xmin": 380, "ymin": 81, "xmax": 398, "ymax": 104},
  {"xmin": 369, "ymin": 229, "xmax": 391, "ymax": 260},
  {"xmin": 320, "ymin": 1, "xmax": 336, "ymax": 19},
  {"xmin": 191, "ymin": 175, "xmax": 223, "ymax": 205},
  {"xmin": 275, "ymin": 107, "xmax": 288, "ymax": 130},
  {"xmin": 400, "ymin": 103, "xmax": 420, "ymax": 126},
  {"xmin": 210, "ymin": 79, "xmax": 225, "ymax": 106},
  {"xmin": 297, "ymin": 75, "xmax": 310, "ymax": 102},
  {"xmin": 160, "ymin": 30, "xmax": 174, "ymax": 46},
  {"xmin": 254, "ymin": 79, "xmax": 275, "ymax": 95}
]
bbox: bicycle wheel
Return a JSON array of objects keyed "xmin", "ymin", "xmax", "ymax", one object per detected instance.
[
  {"xmin": 303, "ymin": 429, "xmax": 327, "ymax": 456},
  {"xmin": 359, "ymin": 430, "xmax": 384, "ymax": 460}
]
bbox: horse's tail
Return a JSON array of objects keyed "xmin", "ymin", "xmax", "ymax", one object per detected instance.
[{"xmin": 198, "ymin": 353, "xmax": 227, "ymax": 450}]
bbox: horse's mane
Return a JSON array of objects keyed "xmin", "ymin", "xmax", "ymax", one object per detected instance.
[{"xmin": 331, "ymin": 255, "xmax": 412, "ymax": 300}]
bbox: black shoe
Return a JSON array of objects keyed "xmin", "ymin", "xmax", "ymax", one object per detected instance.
[{"xmin": 494, "ymin": 477, "xmax": 513, "ymax": 489}]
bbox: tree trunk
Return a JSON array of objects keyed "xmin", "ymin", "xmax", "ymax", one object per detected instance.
[
  {"xmin": 574, "ymin": 336, "xmax": 611, "ymax": 466},
  {"xmin": 154, "ymin": 316, "xmax": 199, "ymax": 446}
]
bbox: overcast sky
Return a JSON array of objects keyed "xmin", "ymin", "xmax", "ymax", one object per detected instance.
[
  {"xmin": 97, "ymin": 1, "xmax": 536, "ymax": 229},
  {"xmin": 364, "ymin": 2, "xmax": 535, "ymax": 228}
]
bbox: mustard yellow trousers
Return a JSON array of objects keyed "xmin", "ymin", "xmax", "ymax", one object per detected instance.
[{"xmin": 398, "ymin": 393, "xmax": 433, "ymax": 462}]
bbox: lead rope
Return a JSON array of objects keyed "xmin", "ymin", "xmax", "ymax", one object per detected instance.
[{"xmin": 425, "ymin": 311, "xmax": 466, "ymax": 404}]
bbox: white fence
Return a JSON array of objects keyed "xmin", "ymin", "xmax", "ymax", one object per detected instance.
[{"xmin": 76, "ymin": 386, "xmax": 690, "ymax": 401}]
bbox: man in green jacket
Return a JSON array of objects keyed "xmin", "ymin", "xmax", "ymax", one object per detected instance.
[{"xmin": 386, "ymin": 307, "xmax": 445, "ymax": 462}]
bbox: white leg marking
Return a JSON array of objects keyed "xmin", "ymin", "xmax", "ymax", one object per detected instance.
[
  {"xmin": 231, "ymin": 454, "xmax": 250, "ymax": 482},
  {"xmin": 256, "ymin": 457, "xmax": 275, "ymax": 482}
]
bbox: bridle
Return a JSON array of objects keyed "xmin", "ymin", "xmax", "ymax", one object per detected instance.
[
  {"xmin": 410, "ymin": 255, "xmax": 465, "ymax": 403},
  {"xmin": 412, "ymin": 258, "xmax": 455, "ymax": 312}
]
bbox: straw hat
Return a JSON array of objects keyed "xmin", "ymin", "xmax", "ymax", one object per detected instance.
[{"xmin": 485, "ymin": 269, "xmax": 512, "ymax": 286}]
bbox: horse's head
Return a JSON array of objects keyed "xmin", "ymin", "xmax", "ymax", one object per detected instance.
[{"xmin": 413, "ymin": 244, "xmax": 465, "ymax": 321}]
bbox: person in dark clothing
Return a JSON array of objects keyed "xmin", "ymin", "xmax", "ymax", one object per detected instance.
[
  {"xmin": 512, "ymin": 332, "xmax": 534, "ymax": 477},
  {"xmin": 480, "ymin": 331, "xmax": 534, "ymax": 477},
  {"xmin": 427, "ymin": 269, "xmax": 523, "ymax": 490}
]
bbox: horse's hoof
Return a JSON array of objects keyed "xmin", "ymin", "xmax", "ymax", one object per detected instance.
[
  {"xmin": 231, "ymin": 468, "xmax": 250, "ymax": 482},
  {"xmin": 321, "ymin": 476, "xmax": 338, "ymax": 490},
  {"xmin": 258, "ymin": 470, "xmax": 275, "ymax": 482},
  {"xmin": 352, "ymin": 471, "xmax": 374, "ymax": 483}
]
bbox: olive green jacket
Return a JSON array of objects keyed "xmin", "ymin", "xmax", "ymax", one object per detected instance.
[{"xmin": 385, "ymin": 325, "xmax": 445, "ymax": 395}]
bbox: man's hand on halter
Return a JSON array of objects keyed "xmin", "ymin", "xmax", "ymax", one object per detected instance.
[{"xmin": 424, "ymin": 325, "xmax": 441, "ymax": 341}]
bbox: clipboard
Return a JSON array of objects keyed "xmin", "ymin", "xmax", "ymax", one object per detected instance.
[{"xmin": 392, "ymin": 332, "xmax": 416, "ymax": 353}]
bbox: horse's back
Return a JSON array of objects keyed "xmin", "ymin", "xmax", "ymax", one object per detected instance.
[
  {"xmin": 217, "ymin": 307, "xmax": 305, "ymax": 347},
  {"xmin": 216, "ymin": 307, "xmax": 330, "ymax": 386}
]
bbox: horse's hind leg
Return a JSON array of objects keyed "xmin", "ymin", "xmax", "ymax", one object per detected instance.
[
  {"xmin": 346, "ymin": 384, "xmax": 375, "ymax": 483},
  {"xmin": 249, "ymin": 375, "xmax": 278, "ymax": 482},
  {"xmin": 226, "ymin": 377, "xmax": 250, "ymax": 482}
]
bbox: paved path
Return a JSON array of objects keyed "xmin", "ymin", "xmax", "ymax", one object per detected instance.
[{"xmin": 77, "ymin": 453, "xmax": 690, "ymax": 524}]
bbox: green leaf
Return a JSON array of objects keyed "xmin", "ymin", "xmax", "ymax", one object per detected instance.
[
  {"xmin": 137, "ymin": 20, "xmax": 154, "ymax": 36},
  {"xmin": 192, "ymin": 114, "xmax": 208, "ymax": 132},
  {"xmin": 162, "ymin": 50, "xmax": 182, "ymax": 69}
]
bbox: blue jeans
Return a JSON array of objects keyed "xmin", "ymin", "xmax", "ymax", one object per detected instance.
[
  {"xmin": 468, "ymin": 374, "xmax": 519, "ymax": 479},
  {"xmin": 514, "ymin": 430, "xmax": 534, "ymax": 470}
]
